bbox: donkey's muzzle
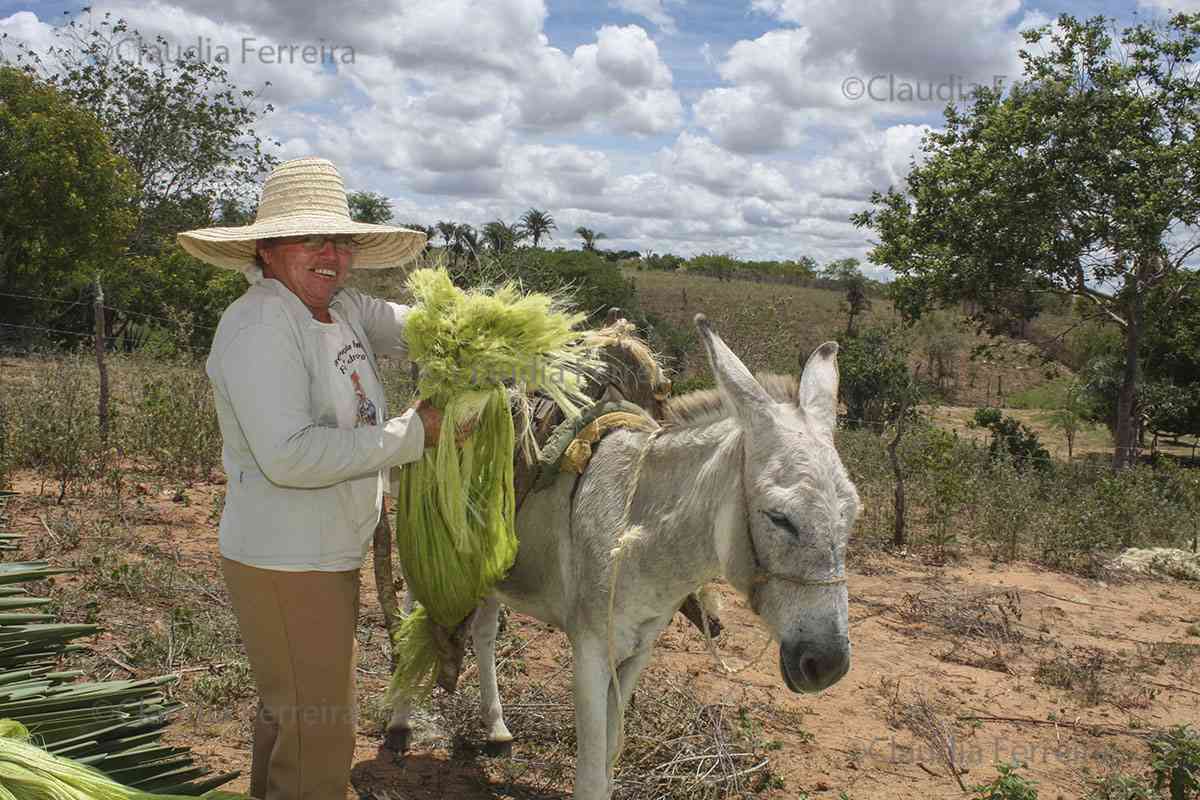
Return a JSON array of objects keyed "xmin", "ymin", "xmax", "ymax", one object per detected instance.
[{"xmin": 779, "ymin": 637, "xmax": 850, "ymax": 693}]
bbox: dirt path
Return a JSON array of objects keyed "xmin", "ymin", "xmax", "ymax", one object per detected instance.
[{"xmin": 4, "ymin": 476, "xmax": 1199, "ymax": 799}]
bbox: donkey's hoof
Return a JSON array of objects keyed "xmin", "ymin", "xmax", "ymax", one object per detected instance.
[
  {"xmin": 383, "ymin": 727, "xmax": 411, "ymax": 754},
  {"xmin": 483, "ymin": 738, "xmax": 513, "ymax": 758}
]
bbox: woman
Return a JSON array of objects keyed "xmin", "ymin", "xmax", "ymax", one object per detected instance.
[{"xmin": 178, "ymin": 156, "xmax": 440, "ymax": 799}]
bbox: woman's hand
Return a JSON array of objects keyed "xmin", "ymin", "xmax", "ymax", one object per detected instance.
[
  {"xmin": 414, "ymin": 399, "xmax": 443, "ymax": 448},
  {"xmin": 412, "ymin": 400, "xmax": 476, "ymax": 448}
]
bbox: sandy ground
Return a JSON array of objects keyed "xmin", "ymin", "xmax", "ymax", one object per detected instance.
[{"xmin": 4, "ymin": 475, "xmax": 1199, "ymax": 799}]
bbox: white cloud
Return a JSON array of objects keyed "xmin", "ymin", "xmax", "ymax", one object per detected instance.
[
  {"xmin": 1, "ymin": 0, "xmax": 992, "ymax": 266},
  {"xmin": 1136, "ymin": 0, "xmax": 1200, "ymax": 11},
  {"xmin": 516, "ymin": 24, "xmax": 682, "ymax": 134},
  {"xmin": 610, "ymin": 0, "xmax": 680, "ymax": 34},
  {"xmin": 696, "ymin": 0, "xmax": 1047, "ymax": 153},
  {"xmin": 0, "ymin": 11, "xmax": 56, "ymax": 58}
]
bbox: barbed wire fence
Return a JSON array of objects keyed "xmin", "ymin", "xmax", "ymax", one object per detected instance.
[
  {"xmin": 3, "ymin": 283, "xmax": 1198, "ymax": 475},
  {"xmin": 1, "ymin": 281, "xmax": 217, "ymax": 439}
]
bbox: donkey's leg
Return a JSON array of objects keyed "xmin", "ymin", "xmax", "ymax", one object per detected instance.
[
  {"xmin": 384, "ymin": 696, "xmax": 413, "ymax": 753},
  {"xmin": 384, "ymin": 564, "xmax": 416, "ymax": 752},
  {"xmin": 572, "ymin": 635, "xmax": 613, "ymax": 800},
  {"xmin": 472, "ymin": 595, "xmax": 512, "ymax": 748},
  {"xmin": 605, "ymin": 643, "xmax": 655, "ymax": 779}
]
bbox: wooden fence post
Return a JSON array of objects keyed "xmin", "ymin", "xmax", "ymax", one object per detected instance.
[{"xmin": 94, "ymin": 278, "xmax": 109, "ymax": 441}]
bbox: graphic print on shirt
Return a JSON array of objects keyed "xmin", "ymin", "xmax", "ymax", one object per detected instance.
[
  {"xmin": 350, "ymin": 371, "xmax": 378, "ymax": 427},
  {"xmin": 332, "ymin": 336, "xmax": 378, "ymax": 427}
]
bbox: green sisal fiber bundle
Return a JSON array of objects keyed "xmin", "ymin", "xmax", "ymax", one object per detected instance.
[
  {"xmin": 0, "ymin": 719, "xmax": 244, "ymax": 799},
  {"xmin": 388, "ymin": 269, "xmax": 601, "ymax": 703}
]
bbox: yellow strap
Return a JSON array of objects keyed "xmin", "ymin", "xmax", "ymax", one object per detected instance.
[{"xmin": 561, "ymin": 411, "xmax": 658, "ymax": 474}]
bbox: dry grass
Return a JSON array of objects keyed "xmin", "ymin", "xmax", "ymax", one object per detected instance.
[{"xmin": 413, "ymin": 625, "xmax": 786, "ymax": 799}]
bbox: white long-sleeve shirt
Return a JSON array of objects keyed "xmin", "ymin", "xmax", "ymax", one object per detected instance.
[{"xmin": 206, "ymin": 277, "xmax": 425, "ymax": 571}]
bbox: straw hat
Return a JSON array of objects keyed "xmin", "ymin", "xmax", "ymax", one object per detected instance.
[{"xmin": 177, "ymin": 157, "xmax": 426, "ymax": 274}]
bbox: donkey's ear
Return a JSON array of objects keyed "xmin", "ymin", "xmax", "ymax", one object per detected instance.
[
  {"xmin": 695, "ymin": 314, "xmax": 771, "ymax": 421},
  {"xmin": 798, "ymin": 342, "xmax": 839, "ymax": 439}
]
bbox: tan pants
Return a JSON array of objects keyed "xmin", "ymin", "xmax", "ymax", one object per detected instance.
[{"xmin": 221, "ymin": 557, "xmax": 361, "ymax": 800}]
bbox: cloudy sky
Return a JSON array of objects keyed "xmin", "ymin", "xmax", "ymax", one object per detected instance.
[{"xmin": 0, "ymin": 0, "xmax": 1175, "ymax": 274}]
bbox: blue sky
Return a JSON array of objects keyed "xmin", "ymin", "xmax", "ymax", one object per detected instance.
[{"xmin": 0, "ymin": 0, "xmax": 1170, "ymax": 273}]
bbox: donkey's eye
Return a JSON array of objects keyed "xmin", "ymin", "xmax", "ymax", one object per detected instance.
[{"xmin": 762, "ymin": 509, "xmax": 801, "ymax": 538}]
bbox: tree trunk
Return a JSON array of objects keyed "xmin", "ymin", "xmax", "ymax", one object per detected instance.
[
  {"xmin": 1113, "ymin": 271, "xmax": 1144, "ymax": 470},
  {"xmin": 889, "ymin": 394, "xmax": 911, "ymax": 549}
]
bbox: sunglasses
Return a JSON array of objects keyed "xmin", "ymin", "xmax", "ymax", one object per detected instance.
[{"xmin": 273, "ymin": 234, "xmax": 357, "ymax": 253}]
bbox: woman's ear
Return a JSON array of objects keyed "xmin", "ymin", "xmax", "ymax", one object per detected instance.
[{"xmin": 256, "ymin": 240, "xmax": 274, "ymax": 275}]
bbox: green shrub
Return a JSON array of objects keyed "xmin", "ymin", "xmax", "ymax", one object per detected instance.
[
  {"xmin": 480, "ymin": 248, "xmax": 640, "ymax": 326},
  {"xmin": 1085, "ymin": 774, "xmax": 1161, "ymax": 800},
  {"xmin": 118, "ymin": 355, "xmax": 222, "ymax": 480},
  {"xmin": 6, "ymin": 353, "xmax": 111, "ymax": 500},
  {"xmin": 1151, "ymin": 725, "xmax": 1200, "ymax": 800},
  {"xmin": 971, "ymin": 408, "xmax": 1051, "ymax": 471},
  {"xmin": 972, "ymin": 762, "xmax": 1039, "ymax": 800}
]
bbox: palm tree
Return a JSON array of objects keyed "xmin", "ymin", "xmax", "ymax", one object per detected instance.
[
  {"xmin": 575, "ymin": 226, "xmax": 607, "ymax": 252},
  {"xmin": 402, "ymin": 222, "xmax": 436, "ymax": 252},
  {"xmin": 451, "ymin": 223, "xmax": 479, "ymax": 260},
  {"xmin": 520, "ymin": 208, "xmax": 556, "ymax": 248},
  {"xmin": 482, "ymin": 220, "xmax": 525, "ymax": 253},
  {"xmin": 436, "ymin": 220, "xmax": 458, "ymax": 248}
]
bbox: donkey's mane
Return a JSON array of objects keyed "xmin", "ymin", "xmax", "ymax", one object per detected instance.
[{"xmin": 661, "ymin": 372, "xmax": 799, "ymax": 430}]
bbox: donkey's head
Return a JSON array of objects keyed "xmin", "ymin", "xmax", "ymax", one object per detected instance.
[{"xmin": 695, "ymin": 315, "xmax": 860, "ymax": 693}]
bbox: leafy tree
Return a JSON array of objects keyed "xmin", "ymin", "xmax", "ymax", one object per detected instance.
[
  {"xmin": 520, "ymin": 208, "xmax": 556, "ymax": 248},
  {"xmin": 793, "ymin": 255, "xmax": 819, "ymax": 280},
  {"xmin": 687, "ymin": 253, "xmax": 738, "ymax": 281},
  {"xmin": 0, "ymin": 66, "xmax": 135, "ymax": 327},
  {"xmin": 838, "ymin": 327, "xmax": 916, "ymax": 429},
  {"xmin": 215, "ymin": 197, "xmax": 253, "ymax": 226},
  {"xmin": 852, "ymin": 13, "xmax": 1200, "ymax": 468},
  {"xmin": 820, "ymin": 257, "xmax": 863, "ymax": 284},
  {"xmin": 1079, "ymin": 270, "xmax": 1200, "ymax": 445},
  {"xmin": 575, "ymin": 226, "xmax": 607, "ymax": 252},
  {"xmin": 4, "ymin": 10, "xmax": 278, "ymax": 257},
  {"xmin": 348, "ymin": 191, "xmax": 393, "ymax": 224}
]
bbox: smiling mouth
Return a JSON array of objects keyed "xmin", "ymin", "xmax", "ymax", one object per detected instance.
[{"xmin": 313, "ymin": 268, "xmax": 338, "ymax": 280}]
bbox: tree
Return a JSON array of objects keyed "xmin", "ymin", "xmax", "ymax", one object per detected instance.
[
  {"xmin": 216, "ymin": 197, "xmax": 253, "ymax": 226},
  {"xmin": 839, "ymin": 326, "xmax": 923, "ymax": 547},
  {"xmin": 844, "ymin": 273, "xmax": 872, "ymax": 337},
  {"xmin": 0, "ymin": 67, "xmax": 135, "ymax": 327},
  {"xmin": 820, "ymin": 257, "xmax": 863, "ymax": 284},
  {"xmin": 838, "ymin": 327, "xmax": 916, "ymax": 429},
  {"xmin": 451, "ymin": 224, "xmax": 479, "ymax": 261},
  {"xmin": 481, "ymin": 220, "xmax": 525, "ymax": 254},
  {"xmin": 4, "ymin": 10, "xmax": 278, "ymax": 257},
  {"xmin": 1080, "ymin": 269, "xmax": 1200, "ymax": 444},
  {"xmin": 520, "ymin": 208, "xmax": 556, "ymax": 248},
  {"xmin": 435, "ymin": 221, "xmax": 457, "ymax": 248},
  {"xmin": 1046, "ymin": 380, "xmax": 1090, "ymax": 461},
  {"xmin": 575, "ymin": 226, "xmax": 607, "ymax": 252},
  {"xmin": 852, "ymin": 13, "xmax": 1200, "ymax": 468},
  {"xmin": 348, "ymin": 191, "xmax": 393, "ymax": 224},
  {"xmin": 401, "ymin": 222, "xmax": 435, "ymax": 252}
]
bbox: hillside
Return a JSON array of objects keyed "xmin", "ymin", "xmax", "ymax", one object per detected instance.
[{"xmin": 629, "ymin": 269, "xmax": 1073, "ymax": 408}]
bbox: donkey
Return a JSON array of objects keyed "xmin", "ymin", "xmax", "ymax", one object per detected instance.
[{"xmin": 387, "ymin": 315, "xmax": 861, "ymax": 800}]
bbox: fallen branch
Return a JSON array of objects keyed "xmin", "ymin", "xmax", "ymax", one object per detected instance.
[
  {"xmin": 958, "ymin": 715, "xmax": 1153, "ymax": 738},
  {"xmin": 1028, "ymin": 589, "xmax": 1121, "ymax": 610}
]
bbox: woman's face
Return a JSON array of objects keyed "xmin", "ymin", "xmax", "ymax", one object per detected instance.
[{"xmin": 257, "ymin": 235, "xmax": 355, "ymax": 313}]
